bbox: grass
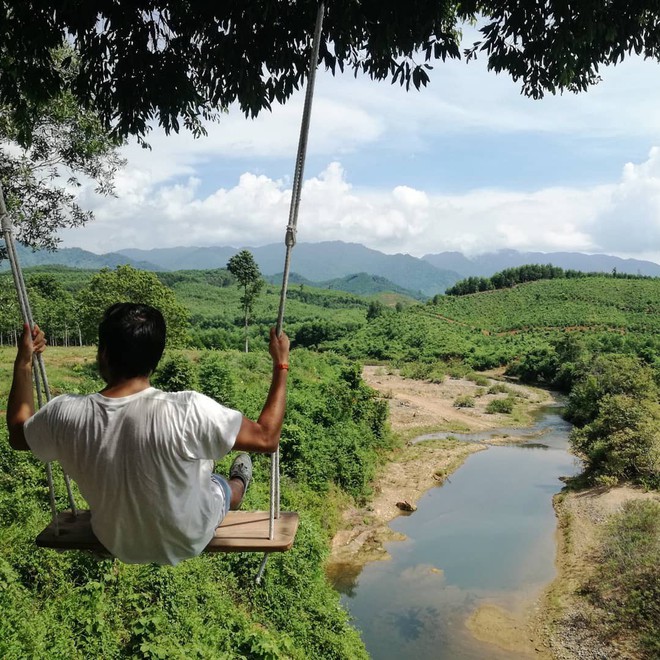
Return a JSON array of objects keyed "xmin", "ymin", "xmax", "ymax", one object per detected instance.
[
  {"xmin": 453, "ymin": 394, "xmax": 475, "ymax": 408},
  {"xmin": 397, "ymin": 421, "xmax": 472, "ymax": 445},
  {"xmin": 584, "ymin": 500, "xmax": 660, "ymax": 658}
]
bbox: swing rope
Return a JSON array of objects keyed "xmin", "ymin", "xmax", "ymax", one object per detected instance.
[
  {"xmin": 256, "ymin": 1, "xmax": 325, "ymax": 583},
  {"xmin": 0, "ymin": 184, "xmax": 78, "ymax": 531}
]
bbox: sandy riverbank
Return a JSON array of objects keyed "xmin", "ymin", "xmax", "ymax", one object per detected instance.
[
  {"xmin": 326, "ymin": 366, "xmax": 551, "ymax": 604},
  {"xmin": 330, "ymin": 366, "xmax": 658, "ymax": 660},
  {"xmin": 326, "ymin": 366, "xmax": 559, "ymax": 657}
]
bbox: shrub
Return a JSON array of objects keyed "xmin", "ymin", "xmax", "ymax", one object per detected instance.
[
  {"xmin": 453, "ymin": 395, "xmax": 475, "ymax": 408},
  {"xmin": 566, "ymin": 354, "xmax": 658, "ymax": 427},
  {"xmin": 570, "ymin": 394, "xmax": 660, "ymax": 488},
  {"xmin": 198, "ymin": 352, "xmax": 235, "ymax": 407},
  {"xmin": 428, "ymin": 366, "xmax": 446, "ymax": 383},
  {"xmin": 486, "ymin": 397, "xmax": 515, "ymax": 414},
  {"xmin": 487, "ymin": 383, "xmax": 512, "ymax": 395},
  {"xmin": 446, "ymin": 363, "xmax": 470, "ymax": 379},
  {"xmin": 399, "ymin": 362, "xmax": 433, "ymax": 380},
  {"xmin": 467, "ymin": 373, "xmax": 489, "ymax": 387},
  {"xmin": 507, "ymin": 346, "xmax": 559, "ymax": 384},
  {"xmin": 585, "ymin": 500, "xmax": 660, "ymax": 658},
  {"xmin": 153, "ymin": 353, "xmax": 198, "ymax": 391}
]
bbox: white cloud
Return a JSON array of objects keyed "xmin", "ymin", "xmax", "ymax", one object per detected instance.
[
  {"xmin": 589, "ymin": 147, "xmax": 660, "ymax": 254},
  {"xmin": 60, "ymin": 157, "xmax": 637, "ymax": 260},
  {"xmin": 111, "ymin": 93, "xmax": 384, "ymax": 188},
  {"xmin": 313, "ymin": 51, "xmax": 660, "ymax": 146}
]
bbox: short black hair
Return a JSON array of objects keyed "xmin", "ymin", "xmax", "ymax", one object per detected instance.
[{"xmin": 98, "ymin": 303, "xmax": 166, "ymax": 379}]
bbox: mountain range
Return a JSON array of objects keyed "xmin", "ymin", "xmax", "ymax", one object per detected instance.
[
  {"xmin": 3, "ymin": 241, "xmax": 659, "ymax": 297},
  {"xmin": 119, "ymin": 242, "xmax": 459, "ymax": 296},
  {"xmin": 422, "ymin": 249, "xmax": 660, "ymax": 278}
]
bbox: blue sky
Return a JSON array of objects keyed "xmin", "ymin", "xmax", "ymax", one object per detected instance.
[{"xmin": 61, "ymin": 41, "xmax": 660, "ymax": 263}]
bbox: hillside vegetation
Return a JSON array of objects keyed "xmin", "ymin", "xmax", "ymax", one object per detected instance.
[
  {"xmin": 0, "ymin": 266, "xmax": 370, "ymax": 352},
  {"xmin": 339, "ymin": 277, "xmax": 660, "ymax": 367},
  {"xmin": 1, "ymin": 263, "xmax": 658, "ymax": 657},
  {"xmin": 0, "ymin": 345, "xmax": 392, "ymax": 658}
]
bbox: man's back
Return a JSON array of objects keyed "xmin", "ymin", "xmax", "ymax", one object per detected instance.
[{"xmin": 24, "ymin": 388, "xmax": 242, "ymax": 564}]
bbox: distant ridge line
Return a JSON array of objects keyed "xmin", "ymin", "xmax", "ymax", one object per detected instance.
[{"xmin": 3, "ymin": 240, "xmax": 659, "ymax": 296}]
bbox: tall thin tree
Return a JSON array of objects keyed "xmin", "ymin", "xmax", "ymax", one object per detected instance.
[{"xmin": 227, "ymin": 250, "xmax": 263, "ymax": 353}]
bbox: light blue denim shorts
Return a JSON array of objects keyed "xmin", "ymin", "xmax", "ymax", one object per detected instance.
[{"xmin": 211, "ymin": 473, "xmax": 231, "ymax": 520}]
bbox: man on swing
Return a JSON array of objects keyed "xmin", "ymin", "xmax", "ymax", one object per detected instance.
[{"xmin": 6, "ymin": 302, "xmax": 290, "ymax": 565}]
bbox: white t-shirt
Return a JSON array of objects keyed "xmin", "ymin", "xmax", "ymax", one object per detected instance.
[{"xmin": 24, "ymin": 388, "xmax": 243, "ymax": 565}]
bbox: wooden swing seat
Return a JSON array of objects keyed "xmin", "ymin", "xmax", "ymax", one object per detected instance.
[{"xmin": 36, "ymin": 509, "xmax": 299, "ymax": 555}]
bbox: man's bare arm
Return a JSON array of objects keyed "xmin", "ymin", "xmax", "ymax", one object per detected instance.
[
  {"xmin": 7, "ymin": 324, "xmax": 46, "ymax": 451},
  {"xmin": 234, "ymin": 328, "xmax": 289, "ymax": 454}
]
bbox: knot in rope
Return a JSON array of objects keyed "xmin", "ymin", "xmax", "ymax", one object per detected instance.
[{"xmin": 285, "ymin": 225, "xmax": 297, "ymax": 248}]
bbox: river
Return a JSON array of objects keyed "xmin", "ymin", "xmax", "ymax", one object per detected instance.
[{"xmin": 334, "ymin": 406, "xmax": 580, "ymax": 659}]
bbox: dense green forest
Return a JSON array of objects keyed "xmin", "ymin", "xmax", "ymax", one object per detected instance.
[
  {"xmin": 1, "ymin": 263, "xmax": 658, "ymax": 657},
  {"xmin": 0, "ymin": 265, "xmax": 371, "ymax": 351},
  {"xmin": 445, "ymin": 263, "xmax": 657, "ymax": 296}
]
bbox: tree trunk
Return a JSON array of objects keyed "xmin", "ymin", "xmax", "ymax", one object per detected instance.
[{"xmin": 244, "ymin": 308, "xmax": 249, "ymax": 353}]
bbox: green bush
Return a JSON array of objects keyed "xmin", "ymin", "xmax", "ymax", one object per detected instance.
[
  {"xmin": 399, "ymin": 361, "xmax": 433, "ymax": 380},
  {"xmin": 198, "ymin": 352, "xmax": 236, "ymax": 407},
  {"xmin": 486, "ymin": 397, "xmax": 515, "ymax": 414},
  {"xmin": 507, "ymin": 346, "xmax": 560, "ymax": 384},
  {"xmin": 453, "ymin": 395, "xmax": 475, "ymax": 408},
  {"xmin": 570, "ymin": 395, "xmax": 660, "ymax": 488},
  {"xmin": 487, "ymin": 382, "xmax": 512, "ymax": 395},
  {"xmin": 467, "ymin": 373, "xmax": 489, "ymax": 387},
  {"xmin": 566, "ymin": 354, "xmax": 658, "ymax": 427},
  {"xmin": 446, "ymin": 362, "xmax": 470, "ymax": 379},
  {"xmin": 153, "ymin": 353, "xmax": 198, "ymax": 391},
  {"xmin": 428, "ymin": 366, "xmax": 446, "ymax": 383}
]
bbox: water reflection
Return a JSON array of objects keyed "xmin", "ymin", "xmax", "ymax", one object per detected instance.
[
  {"xmin": 328, "ymin": 562, "xmax": 361, "ymax": 597},
  {"xmin": 388, "ymin": 605, "xmax": 440, "ymax": 642}
]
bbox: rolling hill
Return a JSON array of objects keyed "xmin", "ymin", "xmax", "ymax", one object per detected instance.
[{"xmin": 120, "ymin": 241, "xmax": 461, "ymax": 296}]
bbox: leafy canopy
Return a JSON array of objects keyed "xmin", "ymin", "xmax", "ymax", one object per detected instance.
[
  {"xmin": 5, "ymin": 1, "xmax": 660, "ymax": 143},
  {"xmin": 227, "ymin": 250, "xmax": 263, "ymax": 352},
  {"xmin": 0, "ymin": 48, "xmax": 124, "ymax": 255},
  {"xmin": 466, "ymin": 0, "xmax": 660, "ymax": 98},
  {"xmin": 78, "ymin": 265, "xmax": 190, "ymax": 347}
]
